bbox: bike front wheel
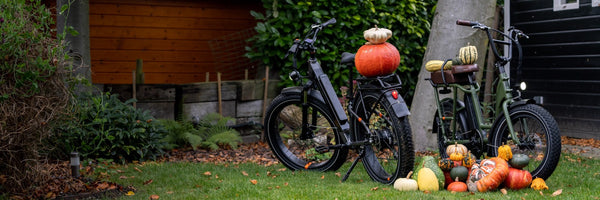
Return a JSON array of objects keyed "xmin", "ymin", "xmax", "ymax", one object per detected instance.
[
  {"xmin": 264, "ymin": 92, "xmax": 348, "ymax": 171},
  {"xmin": 353, "ymin": 91, "xmax": 414, "ymax": 184},
  {"xmin": 489, "ymin": 104, "xmax": 561, "ymax": 179}
]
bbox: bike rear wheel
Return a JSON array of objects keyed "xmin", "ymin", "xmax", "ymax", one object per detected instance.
[
  {"xmin": 264, "ymin": 93, "xmax": 348, "ymax": 171},
  {"xmin": 489, "ymin": 104, "xmax": 561, "ymax": 179},
  {"xmin": 353, "ymin": 91, "xmax": 414, "ymax": 184}
]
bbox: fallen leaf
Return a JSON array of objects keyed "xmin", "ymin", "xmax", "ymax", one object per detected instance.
[
  {"xmin": 250, "ymin": 179, "xmax": 258, "ymax": 185},
  {"xmin": 552, "ymin": 189, "xmax": 563, "ymax": 196},
  {"xmin": 126, "ymin": 191, "xmax": 135, "ymax": 196},
  {"xmin": 97, "ymin": 182, "xmax": 109, "ymax": 190},
  {"xmin": 540, "ymin": 191, "xmax": 544, "ymax": 196},
  {"xmin": 284, "ymin": 182, "xmax": 289, "ymax": 186},
  {"xmin": 321, "ymin": 175, "xmax": 325, "ymax": 179},
  {"xmin": 370, "ymin": 187, "xmax": 379, "ymax": 191},
  {"xmin": 166, "ymin": 191, "xmax": 174, "ymax": 194},
  {"xmin": 242, "ymin": 171, "xmax": 248, "ymax": 176},
  {"xmin": 423, "ymin": 190, "xmax": 431, "ymax": 194},
  {"xmin": 500, "ymin": 188, "xmax": 507, "ymax": 195},
  {"xmin": 277, "ymin": 168, "xmax": 287, "ymax": 171},
  {"xmin": 134, "ymin": 167, "xmax": 143, "ymax": 173},
  {"xmin": 203, "ymin": 171, "xmax": 212, "ymax": 176},
  {"xmin": 215, "ymin": 175, "xmax": 219, "ymax": 179},
  {"xmin": 119, "ymin": 176, "xmax": 128, "ymax": 179},
  {"xmin": 150, "ymin": 194, "xmax": 160, "ymax": 199},
  {"xmin": 335, "ymin": 172, "xmax": 341, "ymax": 177},
  {"xmin": 143, "ymin": 179, "xmax": 153, "ymax": 185}
]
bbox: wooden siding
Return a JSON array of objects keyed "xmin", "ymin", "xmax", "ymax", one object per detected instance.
[
  {"xmin": 89, "ymin": 0, "xmax": 263, "ymax": 84},
  {"xmin": 510, "ymin": 0, "xmax": 600, "ymax": 139}
]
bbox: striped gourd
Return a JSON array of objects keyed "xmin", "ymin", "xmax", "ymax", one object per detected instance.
[
  {"xmin": 458, "ymin": 45, "xmax": 478, "ymax": 64},
  {"xmin": 425, "ymin": 60, "xmax": 453, "ymax": 72}
]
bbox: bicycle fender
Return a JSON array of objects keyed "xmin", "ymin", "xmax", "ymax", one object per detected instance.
[
  {"xmin": 384, "ymin": 90, "xmax": 410, "ymax": 118},
  {"xmin": 280, "ymin": 86, "xmax": 325, "ymax": 103}
]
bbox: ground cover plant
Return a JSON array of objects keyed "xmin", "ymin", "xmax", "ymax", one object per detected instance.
[{"xmin": 105, "ymin": 144, "xmax": 599, "ymax": 200}]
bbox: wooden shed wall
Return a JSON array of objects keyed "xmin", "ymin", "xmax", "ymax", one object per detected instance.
[
  {"xmin": 89, "ymin": 0, "xmax": 263, "ymax": 84},
  {"xmin": 510, "ymin": 0, "xmax": 600, "ymax": 139}
]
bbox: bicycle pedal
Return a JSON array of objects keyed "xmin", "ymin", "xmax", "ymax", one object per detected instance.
[{"xmin": 315, "ymin": 145, "xmax": 329, "ymax": 153}]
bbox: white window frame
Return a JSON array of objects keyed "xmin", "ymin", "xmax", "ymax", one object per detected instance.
[{"xmin": 553, "ymin": 0, "xmax": 579, "ymax": 11}]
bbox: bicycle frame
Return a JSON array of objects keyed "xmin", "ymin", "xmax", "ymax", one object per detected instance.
[{"xmin": 434, "ymin": 21, "xmax": 531, "ymax": 148}]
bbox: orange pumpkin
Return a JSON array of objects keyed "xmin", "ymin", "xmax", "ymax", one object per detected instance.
[
  {"xmin": 467, "ymin": 157, "xmax": 509, "ymax": 192},
  {"xmin": 447, "ymin": 177, "xmax": 468, "ymax": 192},
  {"xmin": 504, "ymin": 168, "xmax": 532, "ymax": 190},
  {"xmin": 354, "ymin": 42, "xmax": 400, "ymax": 77}
]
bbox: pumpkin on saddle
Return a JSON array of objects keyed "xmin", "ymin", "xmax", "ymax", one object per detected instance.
[
  {"xmin": 354, "ymin": 25, "xmax": 401, "ymax": 77},
  {"xmin": 427, "ymin": 44, "xmax": 479, "ymax": 85}
]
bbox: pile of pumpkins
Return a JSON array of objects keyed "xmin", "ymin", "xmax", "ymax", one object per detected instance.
[{"xmin": 394, "ymin": 143, "xmax": 549, "ymax": 192}]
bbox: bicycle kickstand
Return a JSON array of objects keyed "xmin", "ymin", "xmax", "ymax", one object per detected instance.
[{"xmin": 341, "ymin": 148, "xmax": 365, "ymax": 182}]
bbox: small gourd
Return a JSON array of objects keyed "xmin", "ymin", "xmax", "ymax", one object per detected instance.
[
  {"xmin": 363, "ymin": 25, "xmax": 392, "ymax": 45},
  {"xmin": 417, "ymin": 166, "xmax": 440, "ymax": 191},
  {"xmin": 449, "ymin": 152, "xmax": 464, "ymax": 161},
  {"xmin": 457, "ymin": 43, "xmax": 478, "ymax": 64},
  {"xmin": 446, "ymin": 142, "xmax": 468, "ymax": 157},
  {"xmin": 393, "ymin": 171, "xmax": 418, "ymax": 191},
  {"xmin": 438, "ymin": 158, "xmax": 455, "ymax": 171},
  {"xmin": 447, "ymin": 177, "xmax": 468, "ymax": 192},
  {"xmin": 498, "ymin": 143, "xmax": 513, "ymax": 161},
  {"xmin": 425, "ymin": 60, "xmax": 453, "ymax": 72},
  {"xmin": 509, "ymin": 153, "xmax": 530, "ymax": 169},
  {"xmin": 530, "ymin": 177, "xmax": 549, "ymax": 190},
  {"xmin": 462, "ymin": 151, "xmax": 477, "ymax": 168}
]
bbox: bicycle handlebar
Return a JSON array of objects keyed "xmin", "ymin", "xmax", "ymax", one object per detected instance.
[{"xmin": 456, "ymin": 20, "xmax": 478, "ymax": 27}]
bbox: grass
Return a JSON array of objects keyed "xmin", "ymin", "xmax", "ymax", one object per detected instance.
[{"xmin": 107, "ymin": 153, "xmax": 599, "ymax": 200}]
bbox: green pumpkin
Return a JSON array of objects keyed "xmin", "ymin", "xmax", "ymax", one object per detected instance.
[
  {"xmin": 509, "ymin": 154, "xmax": 530, "ymax": 169},
  {"xmin": 450, "ymin": 166, "xmax": 469, "ymax": 182}
]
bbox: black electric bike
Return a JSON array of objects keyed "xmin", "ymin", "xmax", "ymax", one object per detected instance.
[
  {"xmin": 429, "ymin": 20, "xmax": 561, "ymax": 179},
  {"xmin": 263, "ymin": 18, "xmax": 414, "ymax": 184}
]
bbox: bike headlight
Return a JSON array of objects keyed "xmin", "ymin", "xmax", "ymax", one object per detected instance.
[{"xmin": 519, "ymin": 82, "xmax": 527, "ymax": 91}]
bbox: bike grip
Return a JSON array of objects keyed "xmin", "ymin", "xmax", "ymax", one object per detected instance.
[
  {"xmin": 321, "ymin": 18, "xmax": 337, "ymax": 27},
  {"xmin": 456, "ymin": 20, "xmax": 477, "ymax": 26}
]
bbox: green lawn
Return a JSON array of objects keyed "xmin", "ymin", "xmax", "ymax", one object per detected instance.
[{"xmin": 108, "ymin": 153, "xmax": 599, "ymax": 199}]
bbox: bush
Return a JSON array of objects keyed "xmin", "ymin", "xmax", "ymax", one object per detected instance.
[
  {"xmin": 246, "ymin": 0, "xmax": 436, "ymax": 103},
  {"xmin": 50, "ymin": 92, "xmax": 168, "ymax": 163},
  {"xmin": 0, "ymin": 0, "xmax": 72, "ymax": 193},
  {"xmin": 160, "ymin": 113, "xmax": 242, "ymax": 151}
]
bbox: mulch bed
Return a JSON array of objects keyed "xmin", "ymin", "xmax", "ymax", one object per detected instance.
[{"xmin": 8, "ymin": 136, "xmax": 599, "ymax": 199}]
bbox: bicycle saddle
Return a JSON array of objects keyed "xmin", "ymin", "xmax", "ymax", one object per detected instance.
[
  {"xmin": 430, "ymin": 64, "xmax": 479, "ymax": 85},
  {"xmin": 340, "ymin": 52, "xmax": 355, "ymax": 65}
]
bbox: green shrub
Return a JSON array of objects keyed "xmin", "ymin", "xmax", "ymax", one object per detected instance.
[
  {"xmin": 246, "ymin": 0, "xmax": 436, "ymax": 103},
  {"xmin": 51, "ymin": 92, "xmax": 168, "ymax": 163},
  {"xmin": 160, "ymin": 113, "xmax": 242, "ymax": 151},
  {"xmin": 0, "ymin": 0, "xmax": 73, "ymax": 193}
]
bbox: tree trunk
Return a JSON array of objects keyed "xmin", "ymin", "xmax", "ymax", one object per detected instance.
[
  {"xmin": 57, "ymin": 0, "xmax": 93, "ymax": 94},
  {"xmin": 409, "ymin": 0, "xmax": 497, "ymax": 152}
]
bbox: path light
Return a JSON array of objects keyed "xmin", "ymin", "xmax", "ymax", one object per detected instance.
[{"xmin": 70, "ymin": 152, "xmax": 80, "ymax": 178}]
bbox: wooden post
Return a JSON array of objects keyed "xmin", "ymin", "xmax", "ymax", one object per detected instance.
[
  {"xmin": 245, "ymin": 69, "xmax": 248, "ymax": 80},
  {"xmin": 261, "ymin": 66, "xmax": 270, "ymax": 140},
  {"xmin": 217, "ymin": 72, "xmax": 222, "ymax": 115},
  {"xmin": 132, "ymin": 70, "xmax": 136, "ymax": 108},
  {"xmin": 205, "ymin": 72, "xmax": 210, "ymax": 82},
  {"xmin": 136, "ymin": 59, "xmax": 144, "ymax": 84}
]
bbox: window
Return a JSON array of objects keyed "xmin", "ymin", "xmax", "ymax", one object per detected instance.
[
  {"xmin": 593, "ymin": 0, "xmax": 599, "ymax": 7},
  {"xmin": 553, "ymin": 0, "xmax": 579, "ymax": 11}
]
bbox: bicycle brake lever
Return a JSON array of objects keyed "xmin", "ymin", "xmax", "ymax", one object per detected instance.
[{"xmin": 285, "ymin": 39, "xmax": 301, "ymax": 59}]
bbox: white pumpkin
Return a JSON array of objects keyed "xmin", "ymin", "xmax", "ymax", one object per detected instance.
[
  {"xmin": 363, "ymin": 25, "xmax": 392, "ymax": 44},
  {"xmin": 393, "ymin": 171, "xmax": 418, "ymax": 191}
]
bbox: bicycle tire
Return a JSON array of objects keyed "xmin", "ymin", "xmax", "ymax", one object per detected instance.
[
  {"xmin": 489, "ymin": 104, "xmax": 561, "ymax": 180},
  {"xmin": 264, "ymin": 92, "xmax": 348, "ymax": 171},
  {"xmin": 353, "ymin": 90, "xmax": 414, "ymax": 184},
  {"xmin": 433, "ymin": 98, "xmax": 470, "ymax": 158}
]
